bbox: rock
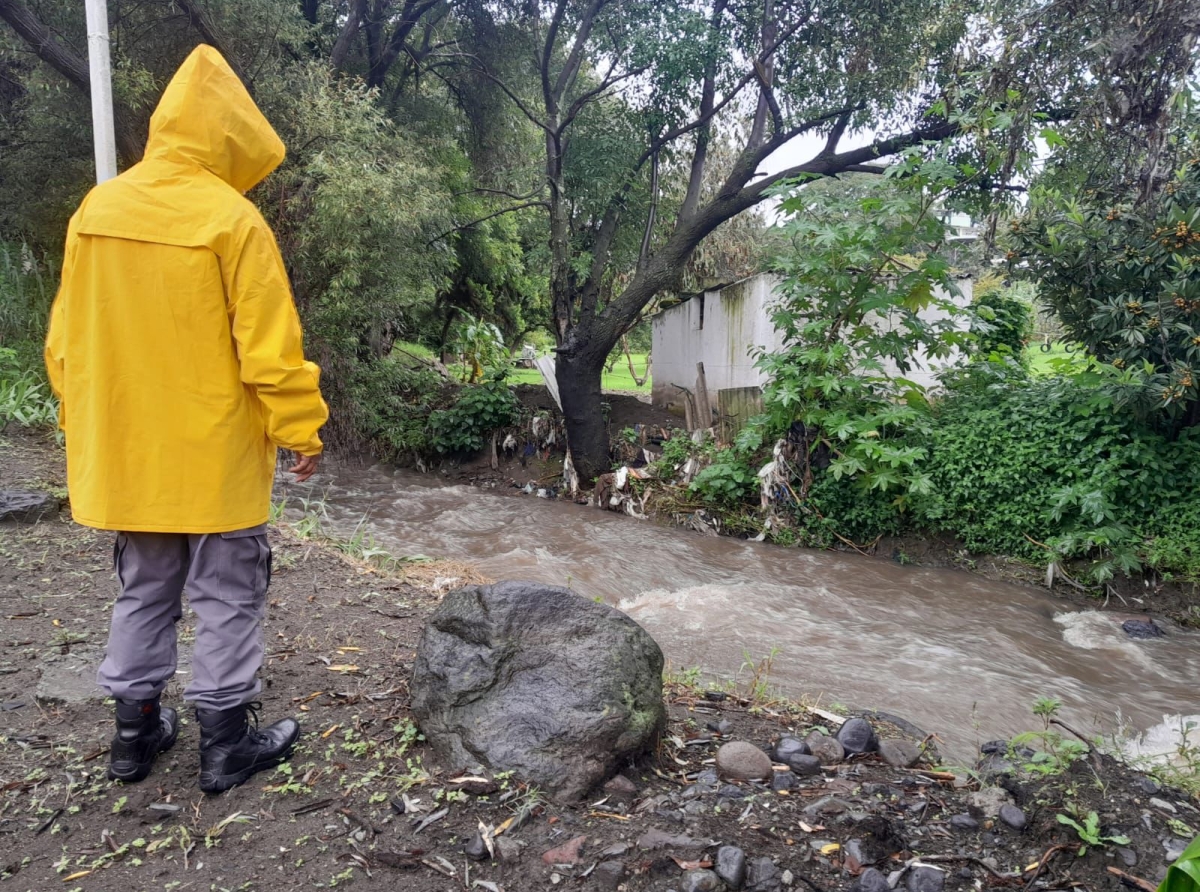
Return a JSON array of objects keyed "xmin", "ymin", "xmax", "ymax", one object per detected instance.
[
  {"xmin": 1150, "ymin": 797, "xmax": 1177, "ymax": 813},
  {"xmin": 542, "ymin": 835, "xmax": 587, "ymax": 866},
  {"xmin": 410, "ymin": 581, "xmax": 666, "ymax": 802},
  {"xmin": 853, "ymin": 867, "xmax": 892, "ymax": 892},
  {"xmin": 592, "ymin": 860, "xmax": 626, "ymax": 891},
  {"xmin": 1133, "ymin": 777, "xmax": 1161, "ymax": 796},
  {"xmin": 787, "ymin": 754, "xmax": 823, "ymax": 777},
  {"xmin": 696, "ymin": 767, "xmax": 720, "ymax": 786},
  {"xmin": 772, "ymin": 736, "xmax": 811, "ymax": 763},
  {"xmin": 905, "ymin": 865, "xmax": 946, "ymax": 892},
  {"xmin": 967, "ymin": 787, "xmax": 1013, "ymax": 817},
  {"xmin": 603, "ymin": 774, "xmax": 638, "ymax": 802},
  {"xmin": 853, "ymin": 816, "xmax": 906, "ymax": 864},
  {"xmin": 771, "ymin": 770, "xmax": 797, "ymax": 792},
  {"xmin": 495, "ymin": 837, "xmax": 524, "ymax": 863},
  {"xmin": 717, "ymin": 741, "xmax": 773, "ymax": 781},
  {"xmin": 0, "ymin": 490, "xmax": 58, "ymax": 523},
  {"xmin": 1165, "ymin": 838, "xmax": 1190, "ymax": 863},
  {"xmin": 979, "ymin": 739, "xmax": 1008, "ymax": 755},
  {"xmin": 803, "ymin": 796, "xmax": 854, "ymax": 817},
  {"xmin": 879, "ymin": 739, "xmax": 921, "ymax": 769},
  {"xmin": 34, "ymin": 645, "xmax": 109, "ymax": 704},
  {"xmin": 747, "ymin": 856, "xmax": 782, "ymax": 892},
  {"xmin": 1123, "ymin": 619, "xmax": 1165, "ymax": 639},
  {"xmin": 998, "ymin": 804, "xmax": 1027, "ymax": 831},
  {"xmin": 949, "ymin": 814, "xmax": 979, "ymax": 832},
  {"xmin": 464, "ymin": 832, "xmax": 490, "ymax": 861},
  {"xmin": 715, "ymin": 846, "xmax": 748, "ymax": 890},
  {"xmin": 637, "ymin": 828, "xmax": 703, "ymax": 850},
  {"xmin": 718, "ymin": 784, "xmax": 751, "ymax": 800},
  {"xmin": 1118, "ymin": 847, "xmax": 1139, "ymax": 868},
  {"xmin": 836, "ymin": 718, "xmax": 880, "ymax": 754},
  {"xmin": 707, "ymin": 719, "xmax": 733, "ymax": 736},
  {"xmin": 809, "ymin": 735, "xmax": 846, "ymax": 765},
  {"xmin": 975, "ymin": 754, "xmax": 1017, "ymax": 780},
  {"xmin": 682, "ymin": 869, "xmax": 722, "ymax": 892},
  {"xmin": 599, "ymin": 842, "xmax": 631, "ymax": 858}
]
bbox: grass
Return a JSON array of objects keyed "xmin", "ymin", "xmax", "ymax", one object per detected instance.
[{"xmin": 507, "ymin": 352, "xmax": 651, "ymax": 393}]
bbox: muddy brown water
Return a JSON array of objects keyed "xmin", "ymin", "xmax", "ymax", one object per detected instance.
[{"xmin": 287, "ymin": 462, "xmax": 1200, "ymax": 763}]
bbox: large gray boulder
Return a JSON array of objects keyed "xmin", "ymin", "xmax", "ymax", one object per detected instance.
[{"xmin": 410, "ymin": 581, "xmax": 666, "ymax": 802}]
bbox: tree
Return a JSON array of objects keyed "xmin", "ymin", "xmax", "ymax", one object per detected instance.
[{"xmin": 462, "ymin": 0, "xmax": 1200, "ymax": 481}]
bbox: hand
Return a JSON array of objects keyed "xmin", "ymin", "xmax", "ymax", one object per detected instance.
[{"xmin": 289, "ymin": 452, "xmax": 320, "ymax": 482}]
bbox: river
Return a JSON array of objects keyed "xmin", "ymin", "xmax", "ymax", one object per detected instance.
[{"xmin": 289, "ymin": 461, "xmax": 1200, "ymax": 763}]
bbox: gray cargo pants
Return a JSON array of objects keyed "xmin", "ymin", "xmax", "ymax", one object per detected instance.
[{"xmin": 96, "ymin": 525, "xmax": 272, "ymax": 711}]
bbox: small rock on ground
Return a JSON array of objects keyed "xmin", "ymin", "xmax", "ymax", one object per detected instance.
[
  {"xmin": 787, "ymin": 754, "xmax": 822, "ymax": 776},
  {"xmin": 542, "ymin": 835, "xmax": 586, "ymax": 866},
  {"xmin": 464, "ymin": 832, "xmax": 490, "ymax": 860},
  {"xmin": 906, "ymin": 865, "xmax": 946, "ymax": 892},
  {"xmin": 0, "ymin": 490, "xmax": 58, "ymax": 523},
  {"xmin": 682, "ymin": 868, "xmax": 722, "ymax": 892},
  {"xmin": 715, "ymin": 845, "xmax": 748, "ymax": 890},
  {"xmin": 716, "ymin": 741, "xmax": 773, "ymax": 781},
  {"xmin": 998, "ymin": 804, "xmax": 1027, "ymax": 831},
  {"xmin": 771, "ymin": 736, "xmax": 811, "ymax": 762},
  {"xmin": 949, "ymin": 814, "xmax": 979, "ymax": 832},
  {"xmin": 853, "ymin": 867, "xmax": 892, "ymax": 892},
  {"xmin": 592, "ymin": 860, "xmax": 625, "ymax": 891},
  {"xmin": 879, "ymin": 738, "xmax": 921, "ymax": 768},
  {"xmin": 808, "ymin": 734, "xmax": 846, "ymax": 764},
  {"xmin": 747, "ymin": 856, "xmax": 782, "ymax": 892},
  {"xmin": 603, "ymin": 774, "xmax": 638, "ymax": 801},
  {"xmin": 837, "ymin": 717, "xmax": 880, "ymax": 754}
]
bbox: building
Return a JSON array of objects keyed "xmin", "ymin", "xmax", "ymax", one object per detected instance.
[{"xmin": 650, "ymin": 273, "xmax": 973, "ymax": 416}]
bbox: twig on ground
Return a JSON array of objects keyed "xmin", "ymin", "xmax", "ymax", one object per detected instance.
[{"xmin": 1107, "ymin": 866, "xmax": 1157, "ymax": 892}]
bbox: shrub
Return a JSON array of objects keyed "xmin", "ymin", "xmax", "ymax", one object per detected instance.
[
  {"xmin": 350, "ymin": 356, "xmax": 444, "ymax": 461},
  {"xmin": 971, "ymin": 273, "xmax": 1034, "ymax": 360},
  {"xmin": 428, "ymin": 377, "xmax": 519, "ymax": 455}
]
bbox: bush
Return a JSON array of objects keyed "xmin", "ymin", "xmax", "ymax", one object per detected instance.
[
  {"xmin": 350, "ymin": 356, "xmax": 444, "ymax": 462},
  {"xmin": 971, "ymin": 274, "xmax": 1033, "ymax": 360},
  {"xmin": 916, "ymin": 362, "xmax": 1200, "ymax": 580},
  {"xmin": 428, "ymin": 377, "xmax": 519, "ymax": 455}
]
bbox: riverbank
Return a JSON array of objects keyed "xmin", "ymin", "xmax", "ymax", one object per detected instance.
[
  {"xmin": 2, "ymin": 429, "xmax": 1197, "ymax": 892},
  {"xmin": 449, "ymin": 384, "xmax": 1200, "ymax": 632}
]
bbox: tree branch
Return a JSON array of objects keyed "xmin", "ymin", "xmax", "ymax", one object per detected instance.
[
  {"xmin": 0, "ymin": 0, "xmax": 142, "ymax": 161},
  {"xmin": 541, "ymin": 0, "xmax": 570, "ymax": 116},
  {"xmin": 551, "ymin": 0, "xmax": 609, "ymax": 112},
  {"xmin": 425, "ymin": 201, "xmax": 548, "ymax": 247},
  {"xmin": 330, "ymin": 0, "xmax": 367, "ymax": 70},
  {"xmin": 174, "ymin": 0, "xmax": 243, "ymax": 80},
  {"xmin": 679, "ymin": 0, "xmax": 730, "ymax": 224}
]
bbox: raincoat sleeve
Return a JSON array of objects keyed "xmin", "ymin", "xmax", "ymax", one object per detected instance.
[
  {"xmin": 44, "ymin": 219, "xmax": 78, "ymax": 432},
  {"xmin": 226, "ymin": 218, "xmax": 328, "ymax": 455}
]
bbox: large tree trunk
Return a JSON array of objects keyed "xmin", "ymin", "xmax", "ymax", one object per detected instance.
[{"xmin": 557, "ymin": 348, "xmax": 611, "ymax": 483}]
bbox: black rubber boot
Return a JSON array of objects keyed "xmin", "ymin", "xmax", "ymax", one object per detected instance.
[
  {"xmin": 108, "ymin": 698, "xmax": 179, "ymax": 782},
  {"xmin": 197, "ymin": 702, "xmax": 300, "ymax": 794}
]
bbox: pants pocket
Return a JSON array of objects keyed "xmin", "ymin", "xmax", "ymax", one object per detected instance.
[{"xmin": 216, "ymin": 525, "xmax": 271, "ymax": 603}]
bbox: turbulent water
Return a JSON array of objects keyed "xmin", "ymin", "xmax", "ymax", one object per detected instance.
[{"xmin": 289, "ymin": 461, "xmax": 1200, "ymax": 762}]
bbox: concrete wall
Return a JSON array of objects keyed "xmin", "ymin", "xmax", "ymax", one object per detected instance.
[{"xmin": 651, "ymin": 273, "xmax": 973, "ymax": 414}]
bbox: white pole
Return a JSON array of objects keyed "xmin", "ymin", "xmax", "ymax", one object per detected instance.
[{"xmin": 84, "ymin": 0, "xmax": 118, "ymax": 183}]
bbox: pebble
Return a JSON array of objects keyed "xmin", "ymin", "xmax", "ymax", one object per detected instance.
[
  {"xmin": 979, "ymin": 739, "xmax": 1008, "ymax": 755},
  {"xmin": 715, "ymin": 845, "xmax": 748, "ymax": 890},
  {"xmin": 717, "ymin": 741, "xmax": 773, "ymax": 780},
  {"xmin": 747, "ymin": 856, "xmax": 783, "ymax": 892},
  {"xmin": 1133, "ymin": 777, "xmax": 1161, "ymax": 796},
  {"xmin": 706, "ymin": 719, "xmax": 734, "ymax": 736},
  {"xmin": 810, "ymin": 735, "xmax": 847, "ymax": 765},
  {"xmin": 682, "ymin": 869, "xmax": 722, "ymax": 892},
  {"xmin": 603, "ymin": 774, "xmax": 638, "ymax": 801},
  {"xmin": 1150, "ymin": 797, "xmax": 1177, "ymax": 813},
  {"xmin": 803, "ymin": 796, "xmax": 854, "ymax": 817},
  {"xmin": 1165, "ymin": 838, "xmax": 1190, "ymax": 863},
  {"xmin": 999, "ymin": 804, "xmax": 1027, "ymax": 831},
  {"xmin": 542, "ymin": 834, "xmax": 586, "ymax": 866},
  {"xmin": 772, "ymin": 736, "xmax": 811, "ymax": 763},
  {"xmin": 637, "ymin": 828, "xmax": 702, "ymax": 850},
  {"xmin": 592, "ymin": 860, "xmax": 625, "ymax": 891},
  {"xmin": 495, "ymin": 837, "xmax": 524, "ymax": 862},
  {"xmin": 905, "ymin": 865, "xmax": 946, "ymax": 892},
  {"xmin": 696, "ymin": 767, "xmax": 720, "ymax": 786},
  {"xmin": 1117, "ymin": 847, "xmax": 1139, "ymax": 867},
  {"xmin": 464, "ymin": 832, "xmax": 490, "ymax": 860},
  {"xmin": 949, "ymin": 814, "xmax": 979, "ymax": 832},
  {"xmin": 718, "ymin": 784, "xmax": 751, "ymax": 800},
  {"xmin": 837, "ymin": 718, "xmax": 880, "ymax": 754},
  {"xmin": 879, "ymin": 739, "xmax": 921, "ymax": 769},
  {"xmin": 967, "ymin": 787, "xmax": 1012, "ymax": 817},
  {"xmin": 853, "ymin": 867, "xmax": 892, "ymax": 892},
  {"xmin": 771, "ymin": 771, "xmax": 798, "ymax": 792},
  {"xmin": 787, "ymin": 754, "xmax": 823, "ymax": 776}
]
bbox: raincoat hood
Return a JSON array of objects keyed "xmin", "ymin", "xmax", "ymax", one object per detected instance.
[{"xmin": 145, "ymin": 45, "xmax": 284, "ymax": 192}]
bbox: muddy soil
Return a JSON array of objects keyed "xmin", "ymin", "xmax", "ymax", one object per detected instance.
[{"xmin": 2, "ymin": 428, "xmax": 1195, "ymax": 892}]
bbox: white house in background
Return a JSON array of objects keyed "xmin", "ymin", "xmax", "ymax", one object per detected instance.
[{"xmin": 650, "ymin": 273, "xmax": 973, "ymax": 415}]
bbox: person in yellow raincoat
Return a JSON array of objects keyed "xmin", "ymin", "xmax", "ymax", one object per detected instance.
[{"xmin": 45, "ymin": 44, "xmax": 328, "ymax": 793}]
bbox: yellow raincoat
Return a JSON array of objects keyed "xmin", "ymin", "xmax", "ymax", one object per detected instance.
[{"xmin": 45, "ymin": 45, "xmax": 327, "ymax": 533}]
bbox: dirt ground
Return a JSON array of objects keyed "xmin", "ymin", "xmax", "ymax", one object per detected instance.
[{"xmin": 2, "ymin": 428, "xmax": 1196, "ymax": 892}]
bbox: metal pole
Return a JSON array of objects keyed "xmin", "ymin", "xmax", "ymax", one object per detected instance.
[{"xmin": 84, "ymin": 0, "xmax": 118, "ymax": 183}]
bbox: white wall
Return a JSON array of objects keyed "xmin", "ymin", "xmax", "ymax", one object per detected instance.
[{"xmin": 651, "ymin": 273, "xmax": 972, "ymax": 413}]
